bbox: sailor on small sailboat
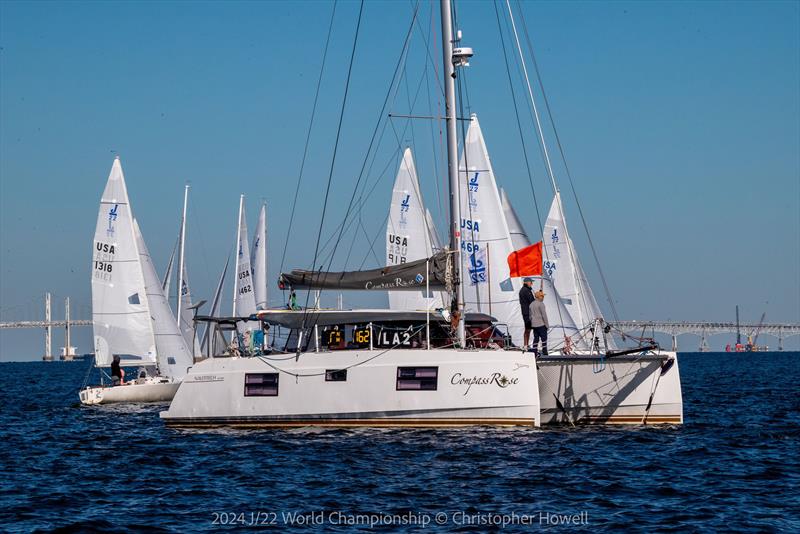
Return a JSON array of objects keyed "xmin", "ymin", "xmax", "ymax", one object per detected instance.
[{"xmin": 80, "ymin": 157, "xmax": 194, "ymax": 405}]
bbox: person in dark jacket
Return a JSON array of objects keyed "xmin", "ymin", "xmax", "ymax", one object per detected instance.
[
  {"xmin": 110, "ymin": 355, "xmax": 125, "ymax": 386},
  {"xmin": 529, "ymin": 290, "xmax": 549, "ymax": 356},
  {"xmin": 519, "ymin": 277, "xmax": 535, "ymax": 350}
]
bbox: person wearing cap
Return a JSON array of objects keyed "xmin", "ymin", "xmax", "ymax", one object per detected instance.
[
  {"xmin": 529, "ymin": 290, "xmax": 549, "ymax": 356},
  {"xmin": 519, "ymin": 277, "xmax": 535, "ymax": 350}
]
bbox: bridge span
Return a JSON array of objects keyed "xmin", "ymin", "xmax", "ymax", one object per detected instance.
[{"xmin": 609, "ymin": 321, "xmax": 800, "ymax": 351}]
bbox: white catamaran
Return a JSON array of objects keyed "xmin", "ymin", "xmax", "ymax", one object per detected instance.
[
  {"xmin": 81, "ymin": 157, "xmax": 194, "ymax": 405},
  {"xmin": 161, "ymin": 0, "xmax": 681, "ymax": 427}
]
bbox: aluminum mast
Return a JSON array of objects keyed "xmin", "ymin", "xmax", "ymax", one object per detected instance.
[{"xmin": 440, "ymin": 0, "xmax": 471, "ymax": 347}]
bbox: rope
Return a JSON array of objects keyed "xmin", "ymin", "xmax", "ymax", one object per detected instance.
[{"xmin": 514, "ymin": 1, "xmax": 620, "ymax": 322}]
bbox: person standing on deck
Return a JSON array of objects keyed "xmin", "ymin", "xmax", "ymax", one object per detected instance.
[
  {"xmin": 519, "ymin": 277, "xmax": 535, "ymax": 350},
  {"xmin": 529, "ymin": 290, "xmax": 549, "ymax": 356}
]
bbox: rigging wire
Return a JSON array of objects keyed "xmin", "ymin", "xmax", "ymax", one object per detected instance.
[
  {"xmin": 492, "ymin": 0, "xmax": 543, "ymax": 238},
  {"xmin": 301, "ymin": 0, "xmax": 365, "ymax": 327},
  {"xmin": 279, "ymin": 0, "xmax": 338, "ymax": 277},
  {"xmin": 515, "ymin": 1, "xmax": 620, "ymax": 322},
  {"xmin": 309, "ymin": 1, "xmax": 421, "ymax": 288}
]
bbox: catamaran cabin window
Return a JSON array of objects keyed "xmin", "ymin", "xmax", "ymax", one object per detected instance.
[
  {"xmin": 244, "ymin": 373, "xmax": 279, "ymax": 396},
  {"xmin": 325, "ymin": 369, "xmax": 347, "ymax": 382},
  {"xmin": 396, "ymin": 367, "xmax": 438, "ymax": 391}
]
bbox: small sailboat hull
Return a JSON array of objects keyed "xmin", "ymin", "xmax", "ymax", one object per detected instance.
[
  {"xmin": 536, "ymin": 352, "xmax": 683, "ymax": 425},
  {"xmin": 160, "ymin": 349, "xmax": 540, "ymax": 428},
  {"xmin": 80, "ymin": 377, "xmax": 180, "ymax": 405}
]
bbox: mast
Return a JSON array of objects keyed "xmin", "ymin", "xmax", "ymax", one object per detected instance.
[
  {"xmin": 177, "ymin": 184, "xmax": 189, "ymax": 323},
  {"xmin": 440, "ymin": 0, "xmax": 467, "ymax": 347}
]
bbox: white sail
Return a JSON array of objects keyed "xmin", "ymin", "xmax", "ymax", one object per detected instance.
[
  {"xmin": 543, "ymin": 192, "xmax": 604, "ymax": 328},
  {"xmin": 500, "ymin": 187, "xmax": 530, "ymax": 251},
  {"xmin": 252, "ymin": 202, "xmax": 268, "ymax": 310},
  {"xmin": 425, "ymin": 208, "xmax": 442, "ymax": 251},
  {"xmin": 91, "ymin": 157, "xmax": 157, "ymax": 367},
  {"xmin": 201, "ymin": 254, "xmax": 230, "ymax": 356},
  {"xmin": 233, "ymin": 195, "xmax": 257, "ymax": 319},
  {"xmin": 162, "ymin": 236, "xmax": 177, "ymax": 294},
  {"xmin": 386, "ymin": 148, "xmax": 443, "ymax": 310},
  {"xmin": 499, "ymin": 186, "xmax": 582, "ymax": 345},
  {"xmin": 178, "ymin": 261, "xmax": 202, "ymax": 357},
  {"xmin": 134, "ymin": 219, "xmax": 193, "ymax": 380},
  {"xmin": 458, "ymin": 115, "xmax": 525, "ymax": 345}
]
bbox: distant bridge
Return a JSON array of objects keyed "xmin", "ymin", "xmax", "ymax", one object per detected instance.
[{"xmin": 610, "ymin": 321, "xmax": 800, "ymax": 351}]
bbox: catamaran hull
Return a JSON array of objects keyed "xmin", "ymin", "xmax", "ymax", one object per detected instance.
[
  {"xmin": 537, "ymin": 352, "xmax": 683, "ymax": 425},
  {"xmin": 161, "ymin": 349, "xmax": 540, "ymax": 428},
  {"xmin": 80, "ymin": 380, "xmax": 180, "ymax": 405}
]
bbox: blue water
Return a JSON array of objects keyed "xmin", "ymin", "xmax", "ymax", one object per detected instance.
[{"xmin": 1, "ymin": 352, "xmax": 798, "ymax": 532}]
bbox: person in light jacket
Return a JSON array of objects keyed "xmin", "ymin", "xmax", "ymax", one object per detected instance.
[{"xmin": 529, "ymin": 290, "xmax": 549, "ymax": 356}]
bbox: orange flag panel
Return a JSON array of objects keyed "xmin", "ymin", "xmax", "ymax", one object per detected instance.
[{"xmin": 507, "ymin": 241, "xmax": 543, "ymax": 277}]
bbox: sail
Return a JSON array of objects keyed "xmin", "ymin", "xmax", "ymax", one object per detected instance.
[
  {"xmin": 178, "ymin": 261, "xmax": 202, "ymax": 357},
  {"xmin": 91, "ymin": 157, "xmax": 157, "ymax": 367},
  {"xmin": 543, "ymin": 192, "xmax": 604, "ymax": 328},
  {"xmin": 201, "ymin": 254, "xmax": 230, "ymax": 356},
  {"xmin": 458, "ymin": 115, "xmax": 525, "ymax": 345},
  {"xmin": 386, "ymin": 148, "xmax": 444, "ymax": 310},
  {"xmin": 134, "ymin": 219, "xmax": 193, "ymax": 380},
  {"xmin": 500, "ymin": 187, "xmax": 530, "ymax": 251},
  {"xmin": 233, "ymin": 196, "xmax": 257, "ymax": 318},
  {"xmin": 252, "ymin": 202, "xmax": 268, "ymax": 310},
  {"xmin": 162, "ymin": 236, "xmax": 177, "ymax": 294},
  {"xmin": 498, "ymin": 186, "xmax": 583, "ymax": 346},
  {"xmin": 280, "ymin": 251, "xmax": 449, "ymax": 292}
]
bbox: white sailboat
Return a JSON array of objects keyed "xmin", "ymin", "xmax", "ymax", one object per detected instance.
[
  {"xmin": 81, "ymin": 157, "xmax": 194, "ymax": 405},
  {"xmin": 251, "ymin": 201, "xmax": 268, "ymax": 310},
  {"xmin": 161, "ymin": 0, "xmax": 541, "ymax": 428},
  {"xmin": 386, "ymin": 147, "xmax": 443, "ymax": 311}
]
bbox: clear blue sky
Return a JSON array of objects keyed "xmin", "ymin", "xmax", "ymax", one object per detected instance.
[{"xmin": 1, "ymin": 0, "xmax": 798, "ymax": 360}]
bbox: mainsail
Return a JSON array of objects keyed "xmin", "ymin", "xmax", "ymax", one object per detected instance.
[
  {"xmin": 91, "ymin": 157, "xmax": 157, "ymax": 368},
  {"xmin": 251, "ymin": 202, "xmax": 268, "ymax": 310},
  {"xmin": 458, "ymin": 115, "xmax": 524, "ymax": 345},
  {"xmin": 386, "ymin": 148, "xmax": 444, "ymax": 310},
  {"xmin": 134, "ymin": 219, "xmax": 194, "ymax": 380},
  {"xmin": 233, "ymin": 195, "xmax": 257, "ymax": 318}
]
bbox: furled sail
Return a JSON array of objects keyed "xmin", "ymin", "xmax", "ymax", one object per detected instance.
[
  {"xmin": 458, "ymin": 115, "xmax": 525, "ymax": 345},
  {"xmin": 280, "ymin": 251, "xmax": 449, "ymax": 292},
  {"xmin": 134, "ymin": 219, "xmax": 194, "ymax": 379},
  {"xmin": 233, "ymin": 195, "xmax": 257, "ymax": 318},
  {"xmin": 91, "ymin": 157, "xmax": 157, "ymax": 368},
  {"xmin": 251, "ymin": 202, "xmax": 268, "ymax": 310},
  {"xmin": 386, "ymin": 148, "xmax": 444, "ymax": 310}
]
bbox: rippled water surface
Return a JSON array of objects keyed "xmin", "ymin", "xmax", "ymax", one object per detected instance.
[{"xmin": 1, "ymin": 352, "xmax": 798, "ymax": 532}]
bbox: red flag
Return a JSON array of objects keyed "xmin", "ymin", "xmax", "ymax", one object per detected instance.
[{"xmin": 507, "ymin": 241, "xmax": 543, "ymax": 277}]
